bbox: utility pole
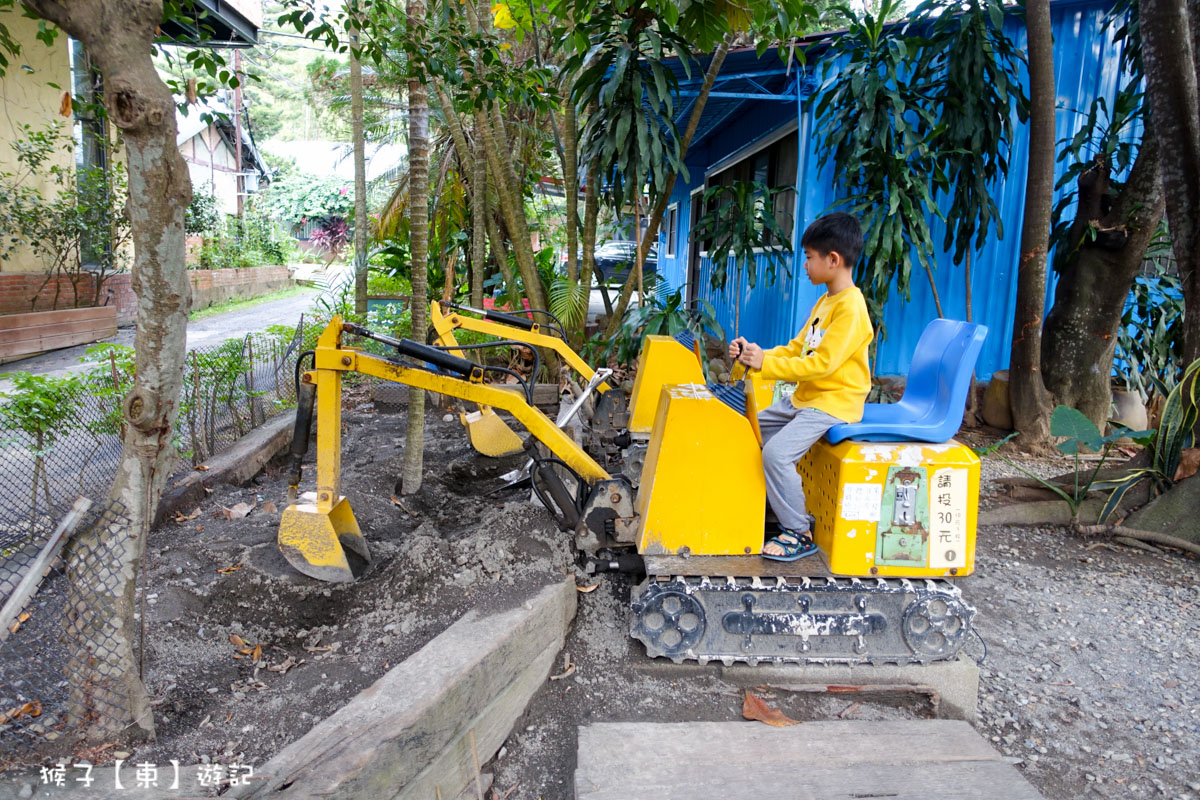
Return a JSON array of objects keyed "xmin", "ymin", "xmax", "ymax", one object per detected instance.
[{"xmin": 234, "ymin": 49, "xmax": 244, "ymax": 219}]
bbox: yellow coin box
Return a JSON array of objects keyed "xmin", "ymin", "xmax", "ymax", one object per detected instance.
[{"xmin": 798, "ymin": 439, "xmax": 981, "ymax": 578}]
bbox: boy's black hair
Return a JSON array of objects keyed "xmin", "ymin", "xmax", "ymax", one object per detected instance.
[{"xmin": 800, "ymin": 212, "xmax": 863, "ymax": 268}]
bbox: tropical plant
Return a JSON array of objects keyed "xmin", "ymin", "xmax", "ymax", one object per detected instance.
[
  {"xmin": 977, "ymin": 405, "xmax": 1152, "ymax": 524},
  {"xmin": 1039, "ymin": 1, "xmax": 1165, "ymax": 430},
  {"xmin": 262, "ymin": 172, "xmax": 354, "ymax": 231},
  {"xmin": 595, "ymin": 287, "xmax": 722, "ymax": 371},
  {"xmin": 689, "ymin": 180, "xmax": 794, "ymax": 337},
  {"xmin": 1114, "ymin": 250, "xmax": 1186, "ymax": 399},
  {"xmin": 812, "ymin": 0, "xmax": 945, "ymax": 325},
  {"xmin": 1097, "ymin": 356, "xmax": 1200, "ymax": 520}
]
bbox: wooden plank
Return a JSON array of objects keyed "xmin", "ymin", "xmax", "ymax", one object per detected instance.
[
  {"xmin": 397, "ymin": 650, "xmax": 555, "ymax": 800},
  {"xmin": 576, "ymin": 721, "xmax": 1045, "ymax": 800},
  {"xmin": 644, "ymin": 553, "xmax": 834, "ymax": 578},
  {"xmin": 580, "ymin": 721, "xmax": 998, "ymax": 767},
  {"xmin": 0, "ymin": 325, "xmax": 118, "ymax": 358},
  {"xmin": 0, "ymin": 305, "xmax": 116, "ymax": 331},
  {"xmin": 1, "ymin": 314, "xmax": 116, "ymax": 340},
  {"xmin": 232, "ymin": 579, "xmax": 577, "ymax": 799},
  {"xmin": 576, "ymin": 760, "xmax": 1045, "ymax": 800},
  {"xmin": 0, "ymin": 498, "xmax": 92, "ymax": 642}
]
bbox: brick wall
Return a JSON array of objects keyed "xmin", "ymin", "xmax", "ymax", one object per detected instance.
[
  {"xmin": 0, "ymin": 272, "xmax": 105, "ymax": 315},
  {"xmin": 0, "ymin": 265, "xmax": 293, "ymax": 326}
]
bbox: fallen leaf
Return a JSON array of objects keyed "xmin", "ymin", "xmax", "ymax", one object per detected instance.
[
  {"xmin": 194, "ymin": 465, "xmax": 209, "ymax": 472},
  {"xmin": 220, "ymin": 501, "xmax": 256, "ymax": 520},
  {"xmin": 238, "ymin": 647, "xmax": 253, "ymax": 655},
  {"xmin": 252, "ymin": 644, "xmax": 262, "ymax": 662},
  {"xmin": 575, "ymin": 582, "xmax": 600, "ymax": 593},
  {"xmin": 1173, "ymin": 448, "xmax": 1200, "ymax": 482},
  {"xmin": 7, "ymin": 621, "xmax": 16, "ymax": 634},
  {"xmin": 225, "ymin": 711, "xmax": 233, "ymax": 723},
  {"xmin": 268, "ymin": 656, "xmax": 297, "ymax": 674},
  {"xmin": 173, "ymin": 508, "xmax": 201, "ymax": 523},
  {"xmin": 217, "ymin": 564, "xmax": 243, "ymax": 575},
  {"xmin": 17, "ymin": 612, "xmax": 29, "ymax": 623},
  {"xmin": 549, "ymin": 663, "xmax": 576, "ymax": 681},
  {"xmin": 262, "ymin": 501, "xmax": 277, "ymax": 514},
  {"xmin": 742, "ymin": 690, "xmax": 798, "ymax": 727},
  {"xmin": 0, "ymin": 701, "xmax": 42, "ymax": 724},
  {"xmin": 229, "ymin": 634, "xmax": 245, "ymax": 647},
  {"xmin": 304, "ymin": 645, "xmax": 333, "ymax": 653}
]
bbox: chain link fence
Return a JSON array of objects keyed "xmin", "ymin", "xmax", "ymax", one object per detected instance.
[
  {"xmin": 1, "ymin": 499, "xmax": 135, "ymax": 771},
  {"xmin": 0, "ymin": 318, "xmax": 309, "ymax": 771}
]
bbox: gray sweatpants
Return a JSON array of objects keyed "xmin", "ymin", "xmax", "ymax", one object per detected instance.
[{"xmin": 758, "ymin": 399, "xmax": 842, "ymax": 533}]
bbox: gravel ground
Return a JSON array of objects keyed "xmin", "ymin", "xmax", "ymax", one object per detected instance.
[
  {"xmin": 483, "ymin": 434, "xmax": 1200, "ymax": 800},
  {"xmin": 4, "ymin": 404, "xmax": 1195, "ymax": 800}
]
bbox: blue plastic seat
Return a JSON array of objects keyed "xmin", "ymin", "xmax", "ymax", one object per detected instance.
[{"xmin": 826, "ymin": 319, "xmax": 988, "ymax": 445}]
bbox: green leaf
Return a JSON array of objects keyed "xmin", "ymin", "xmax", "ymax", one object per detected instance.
[{"xmin": 1050, "ymin": 405, "xmax": 1103, "ymax": 454}]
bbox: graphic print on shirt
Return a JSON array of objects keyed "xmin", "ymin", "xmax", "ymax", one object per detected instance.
[{"xmin": 804, "ymin": 316, "xmax": 825, "ymax": 356}]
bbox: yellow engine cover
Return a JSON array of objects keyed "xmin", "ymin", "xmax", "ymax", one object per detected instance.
[
  {"xmin": 628, "ymin": 336, "xmax": 706, "ymax": 434},
  {"xmin": 635, "ymin": 384, "xmax": 765, "ymax": 556},
  {"xmin": 799, "ymin": 439, "xmax": 980, "ymax": 578}
]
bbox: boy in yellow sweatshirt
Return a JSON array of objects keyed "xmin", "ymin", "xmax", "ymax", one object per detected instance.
[{"xmin": 729, "ymin": 212, "xmax": 873, "ymax": 560}]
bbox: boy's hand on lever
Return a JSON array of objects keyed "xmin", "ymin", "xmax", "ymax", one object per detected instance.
[
  {"xmin": 729, "ymin": 337, "xmax": 764, "ymax": 370},
  {"xmin": 728, "ymin": 337, "xmax": 748, "ymax": 361}
]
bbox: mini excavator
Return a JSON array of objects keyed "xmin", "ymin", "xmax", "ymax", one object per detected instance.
[{"xmin": 279, "ymin": 311, "xmax": 988, "ymax": 666}]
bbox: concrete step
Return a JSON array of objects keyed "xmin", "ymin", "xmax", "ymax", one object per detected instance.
[{"xmin": 575, "ymin": 720, "xmax": 1046, "ymax": 800}]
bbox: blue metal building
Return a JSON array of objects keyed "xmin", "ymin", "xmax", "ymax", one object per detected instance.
[{"xmin": 654, "ymin": 0, "xmax": 1130, "ymax": 380}]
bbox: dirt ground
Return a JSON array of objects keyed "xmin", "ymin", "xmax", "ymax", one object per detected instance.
[{"xmin": 113, "ymin": 387, "xmax": 1200, "ymax": 799}]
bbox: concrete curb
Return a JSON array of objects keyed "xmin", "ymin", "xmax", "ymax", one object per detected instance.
[
  {"xmin": 720, "ymin": 653, "xmax": 980, "ymax": 723},
  {"xmin": 154, "ymin": 413, "xmax": 294, "ymax": 527}
]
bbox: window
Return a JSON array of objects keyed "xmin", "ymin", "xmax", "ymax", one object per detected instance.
[
  {"xmin": 702, "ymin": 131, "xmax": 798, "ymax": 249},
  {"xmin": 665, "ymin": 204, "xmax": 678, "ymax": 257},
  {"xmin": 69, "ymin": 38, "xmax": 110, "ymax": 270}
]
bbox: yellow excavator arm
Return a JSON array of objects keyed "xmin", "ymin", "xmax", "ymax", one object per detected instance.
[
  {"xmin": 429, "ymin": 300, "xmax": 614, "ymax": 456},
  {"xmin": 278, "ymin": 316, "xmax": 623, "ymax": 582}
]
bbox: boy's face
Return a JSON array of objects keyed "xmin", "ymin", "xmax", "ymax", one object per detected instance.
[{"xmin": 803, "ymin": 247, "xmax": 842, "ymax": 285}]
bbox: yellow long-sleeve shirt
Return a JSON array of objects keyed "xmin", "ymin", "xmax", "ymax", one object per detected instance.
[{"xmin": 759, "ymin": 286, "xmax": 873, "ymax": 423}]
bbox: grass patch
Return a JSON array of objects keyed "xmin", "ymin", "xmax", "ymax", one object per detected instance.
[{"xmin": 190, "ymin": 285, "xmax": 316, "ymax": 321}]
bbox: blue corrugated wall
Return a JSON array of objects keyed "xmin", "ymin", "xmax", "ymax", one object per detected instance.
[{"xmin": 656, "ymin": 0, "xmax": 1131, "ymax": 381}]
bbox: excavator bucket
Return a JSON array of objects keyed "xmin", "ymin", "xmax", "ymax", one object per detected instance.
[
  {"xmin": 461, "ymin": 406, "xmax": 525, "ymax": 457},
  {"xmin": 278, "ymin": 492, "xmax": 370, "ymax": 583}
]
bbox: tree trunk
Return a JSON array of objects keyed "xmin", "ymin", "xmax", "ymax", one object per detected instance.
[
  {"xmin": 463, "ymin": 0, "xmax": 547, "ymax": 313},
  {"xmin": 1008, "ymin": 0, "xmax": 1055, "ymax": 447},
  {"xmin": 578, "ymin": 156, "xmax": 603, "ymax": 345},
  {"xmin": 471, "ymin": 124, "xmax": 486, "ymax": 308},
  {"xmin": 1141, "ymin": 0, "xmax": 1200, "ymax": 364},
  {"xmin": 564, "ymin": 97, "xmax": 580, "ymax": 286},
  {"xmin": 350, "ymin": 22, "xmax": 369, "ymax": 314},
  {"xmin": 607, "ymin": 38, "xmax": 731, "ymax": 337},
  {"xmin": 431, "ymin": 82, "xmax": 486, "ymax": 307},
  {"xmin": 1042, "ymin": 132, "xmax": 1164, "ymax": 427},
  {"xmin": 25, "ymin": 0, "xmax": 194, "ymax": 742},
  {"xmin": 402, "ymin": 0, "xmax": 430, "ymax": 495}
]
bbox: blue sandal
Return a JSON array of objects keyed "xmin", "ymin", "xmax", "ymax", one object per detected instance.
[{"xmin": 762, "ymin": 529, "xmax": 818, "ymax": 562}]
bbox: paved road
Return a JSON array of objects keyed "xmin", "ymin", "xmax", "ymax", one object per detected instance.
[{"xmin": 0, "ymin": 286, "xmax": 323, "ymax": 381}]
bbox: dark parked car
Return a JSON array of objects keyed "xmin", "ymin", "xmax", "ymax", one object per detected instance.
[{"xmin": 592, "ymin": 240, "xmax": 658, "ymax": 285}]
